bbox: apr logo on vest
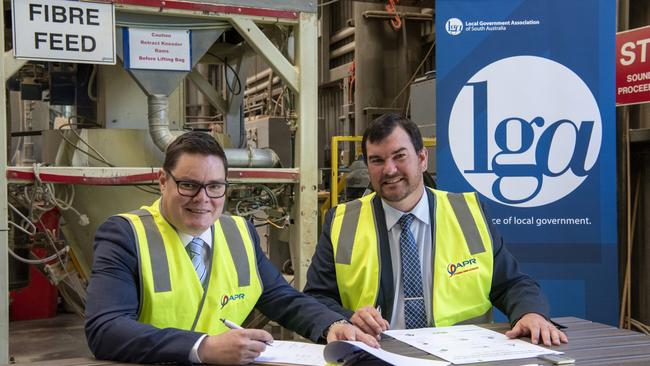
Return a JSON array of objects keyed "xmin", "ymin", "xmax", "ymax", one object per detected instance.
[
  {"xmin": 447, "ymin": 258, "xmax": 478, "ymax": 277},
  {"xmin": 448, "ymin": 56, "xmax": 602, "ymax": 207},
  {"xmin": 220, "ymin": 293, "xmax": 245, "ymax": 309}
]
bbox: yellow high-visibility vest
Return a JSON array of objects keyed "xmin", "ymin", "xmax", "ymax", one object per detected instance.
[
  {"xmin": 119, "ymin": 199, "xmax": 262, "ymax": 334},
  {"xmin": 330, "ymin": 189, "xmax": 494, "ymax": 326}
]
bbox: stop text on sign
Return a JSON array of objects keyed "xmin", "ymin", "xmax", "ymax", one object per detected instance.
[{"xmin": 617, "ymin": 25, "xmax": 650, "ymax": 105}]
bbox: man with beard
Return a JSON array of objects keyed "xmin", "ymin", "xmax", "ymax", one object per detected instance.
[{"xmin": 304, "ymin": 113, "xmax": 567, "ymax": 347}]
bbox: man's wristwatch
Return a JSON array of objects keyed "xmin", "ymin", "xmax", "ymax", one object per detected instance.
[{"xmin": 323, "ymin": 319, "xmax": 351, "ymax": 338}]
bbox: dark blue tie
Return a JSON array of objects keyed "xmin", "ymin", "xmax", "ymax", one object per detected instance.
[
  {"xmin": 398, "ymin": 213, "xmax": 427, "ymax": 329},
  {"xmin": 187, "ymin": 237, "xmax": 208, "ymax": 285}
]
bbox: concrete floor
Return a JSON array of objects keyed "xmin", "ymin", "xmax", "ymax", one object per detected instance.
[{"xmin": 9, "ymin": 313, "xmax": 92, "ymax": 364}]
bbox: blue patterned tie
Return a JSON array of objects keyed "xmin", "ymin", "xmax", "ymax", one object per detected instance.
[
  {"xmin": 398, "ymin": 214, "xmax": 427, "ymax": 329},
  {"xmin": 187, "ymin": 237, "xmax": 208, "ymax": 285}
]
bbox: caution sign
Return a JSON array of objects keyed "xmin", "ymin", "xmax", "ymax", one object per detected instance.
[
  {"xmin": 12, "ymin": 0, "xmax": 115, "ymax": 64},
  {"xmin": 125, "ymin": 28, "xmax": 191, "ymax": 71}
]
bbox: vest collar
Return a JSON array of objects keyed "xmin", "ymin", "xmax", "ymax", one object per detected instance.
[{"xmin": 380, "ymin": 186, "xmax": 430, "ymax": 231}]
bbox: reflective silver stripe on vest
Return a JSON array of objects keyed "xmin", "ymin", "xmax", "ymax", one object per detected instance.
[
  {"xmin": 131, "ymin": 209, "xmax": 172, "ymax": 293},
  {"xmin": 477, "ymin": 199, "xmax": 495, "ymax": 246},
  {"xmin": 453, "ymin": 308, "xmax": 493, "ymax": 325},
  {"xmin": 219, "ymin": 216, "xmax": 250, "ymax": 286},
  {"xmin": 446, "ymin": 193, "xmax": 486, "ymax": 255},
  {"xmin": 335, "ymin": 199, "xmax": 362, "ymax": 265}
]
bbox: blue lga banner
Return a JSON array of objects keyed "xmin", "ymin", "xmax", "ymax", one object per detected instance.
[{"xmin": 435, "ymin": 0, "xmax": 617, "ymax": 325}]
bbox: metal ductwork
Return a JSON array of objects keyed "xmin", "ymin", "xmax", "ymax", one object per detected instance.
[
  {"xmin": 116, "ymin": 28, "xmax": 222, "ymax": 151},
  {"xmin": 224, "ymin": 148, "xmax": 281, "ymax": 168},
  {"xmin": 149, "ymin": 93, "xmax": 280, "ymax": 166},
  {"xmin": 115, "ymin": 26, "xmax": 281, "ymax": 167},
  {"xmin": 148, "ymin": 94, "xmax": 182, "ymax": 152}
]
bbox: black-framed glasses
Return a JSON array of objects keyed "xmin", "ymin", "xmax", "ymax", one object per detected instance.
[{"xmin": 165, "ymin": 170, "xmax": 228, "ymax": 198}]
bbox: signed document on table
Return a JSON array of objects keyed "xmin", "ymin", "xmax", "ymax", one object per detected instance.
[
  {"xmin": 384, "ymin": 325, "xmax": 562, "ymax": 364},
  {"xmin": 254, "ymin": 340, "xmax": 448, "ymax": 366},
  {"xmin": 254, "ymin": 341, "xmax": 326, "ymax": 366}
]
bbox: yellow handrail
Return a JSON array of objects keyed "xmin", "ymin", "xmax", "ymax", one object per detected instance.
[
  {"xmin": 319, "ymin": 174, "xmax": 347, "ymax": 224},
  {"xmin": 330, "ymin": 136, "xmax": 363, "ymax": 208}
]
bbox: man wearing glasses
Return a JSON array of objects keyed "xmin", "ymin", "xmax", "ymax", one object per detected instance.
[{"xmin": 85, "ymin": 131, "xmax": 376, "ymax": 365}]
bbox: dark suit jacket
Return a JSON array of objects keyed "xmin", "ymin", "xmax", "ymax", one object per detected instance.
[
  {"xmin": 85, "ymin": 216, "xmax": 343, "ymax": 365},
  {"xmin": 304, "ymin": 189, "xmax": 549, "ymax": 324}
]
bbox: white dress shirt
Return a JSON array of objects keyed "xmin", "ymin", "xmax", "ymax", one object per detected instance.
[
  {"xmin": 381, "ymin": 186, "xmax": 434, "ymax": 329},
  {"xmin": 177, "ymin": 229, "xmax": 213, "ymax": 274}
]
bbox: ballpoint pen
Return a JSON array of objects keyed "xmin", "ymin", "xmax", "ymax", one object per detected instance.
[
  {"xmin": 375, "ymin": 305, "xmax": 390, "ymax": 338},
  {"xmin": 220, "ymin": 318, "xmax": 273, "ymax": 346}
]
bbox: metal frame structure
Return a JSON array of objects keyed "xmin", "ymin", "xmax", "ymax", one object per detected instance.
[
  {"xmin": 0, "ymin": 1, "xmax": 317, "ymax": 362},
  {"xmin": 6, "ymin": 167, "xmax": 300, "ymax": 185},
  {"xmin": 318, "ymin": 2, "xmax": 434, "ymax": 139}
]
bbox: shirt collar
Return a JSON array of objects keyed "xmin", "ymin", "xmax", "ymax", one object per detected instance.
[
  {"xmin": 381, "ymin": 187, "xmax": 430, "ymax": 231},
  {"xmin": 159, "ymin": 198, "xmax": 213, "ymax": 247},
  {"xmin": 177, "ymin": 227, "xmax": 213, "ymax": 248}
]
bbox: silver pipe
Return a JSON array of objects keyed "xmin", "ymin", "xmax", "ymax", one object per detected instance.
[
  {"xmin": 20, "ymin": 101, "xmax": 36, "ymax": 165},
  {"xmin": 148, "ymin": 94, "xmax": 182, "ymax": 152},
  {"xmin": 248, "ymin": 86, "xmax": 284, "ymax": 104},
  {"xmin": 246, "ymin": 68, "xmax": 273, "ymax": 85},
  {"xmin": 148, "ymin": 95, "xmax": 280, "ymax": 167},
  {"xmin": 330, "ymin": 26, "xmax": 354, "ymax": 44},
  {"xmin": 330, "ymin": 41, "xmax": 355, "ymax": 60},
  {"xmin": 225, "ymin": 147, "xmax": 281, "ymax": 168},
  {"xmin": 362, "ymin": 10, "xmax": 433, "ymax": 21},
  {"xmin": 245, "ymin": 76, "xmax": 281, "ymax": 96}
]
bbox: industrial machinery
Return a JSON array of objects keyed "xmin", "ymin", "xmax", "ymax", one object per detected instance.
[{"xmin": 0, "ymin": 1, "xmax": 319, "ymax": 361}]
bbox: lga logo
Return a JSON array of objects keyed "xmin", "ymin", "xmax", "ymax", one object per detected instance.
[
  {"xmin": 448, "ymin": 56, "xmax": 602, "ymax": 207},
  {"xmin": 220, "ymin": 293, "xmax": 245, "ymax": 309},
  {"xmin": 447, "ymin": 258, "xmax": 478, "ymax": 277},
  {"xmin": 445, "ymin": 18, "xmax": 463, "ymax": 35}
]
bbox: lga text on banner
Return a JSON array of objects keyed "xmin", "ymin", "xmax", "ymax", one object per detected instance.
[{"xmin": 436, "ymin": 0, "xmax": 617, "ymax": 324}]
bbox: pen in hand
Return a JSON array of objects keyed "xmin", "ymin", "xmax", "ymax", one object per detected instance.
[
  {"xmin": 220, "ymin": 318, "xmax": 273, "ymax": 346},
  {"xmin": 375, "ymin": 306, "xmax": 389, "ymax": 336}
]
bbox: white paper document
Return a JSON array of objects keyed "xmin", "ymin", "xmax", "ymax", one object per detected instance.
[
  {"xmin": 254, "ymin": 339, "xmax": 449, "ymax": 366},
  {"xmin": 384, "ymin": 325, "xmax": 562, "ymax": 364},
  {"xmin": 324, "ymin": 341, "xmax": 449, "ymax": 366},
  {"xmin": 255, "ymin": 340, "xmax": 325, "ymax": 365}
]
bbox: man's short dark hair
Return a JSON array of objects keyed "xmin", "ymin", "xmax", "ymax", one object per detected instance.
[
  {"xmin": 163, "ymin": 131, "xmax": 228, "ymax": 174},
  {"xmin": 362, "ymin": 113, "xmax": 424, "ymax": 162}
]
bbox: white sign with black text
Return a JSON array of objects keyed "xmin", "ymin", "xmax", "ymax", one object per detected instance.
[
  {"xmin": 126, "ymin": 28, "xmax": 191, "ymax": 71},
  {"xmin": 12, "ymin": 0, "xmax": 115, "ymax": 64}
]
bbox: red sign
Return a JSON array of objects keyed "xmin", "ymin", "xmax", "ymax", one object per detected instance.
[{"xmin": 617, "ymin": 26, "xmax": 650, "ymax": 105}]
